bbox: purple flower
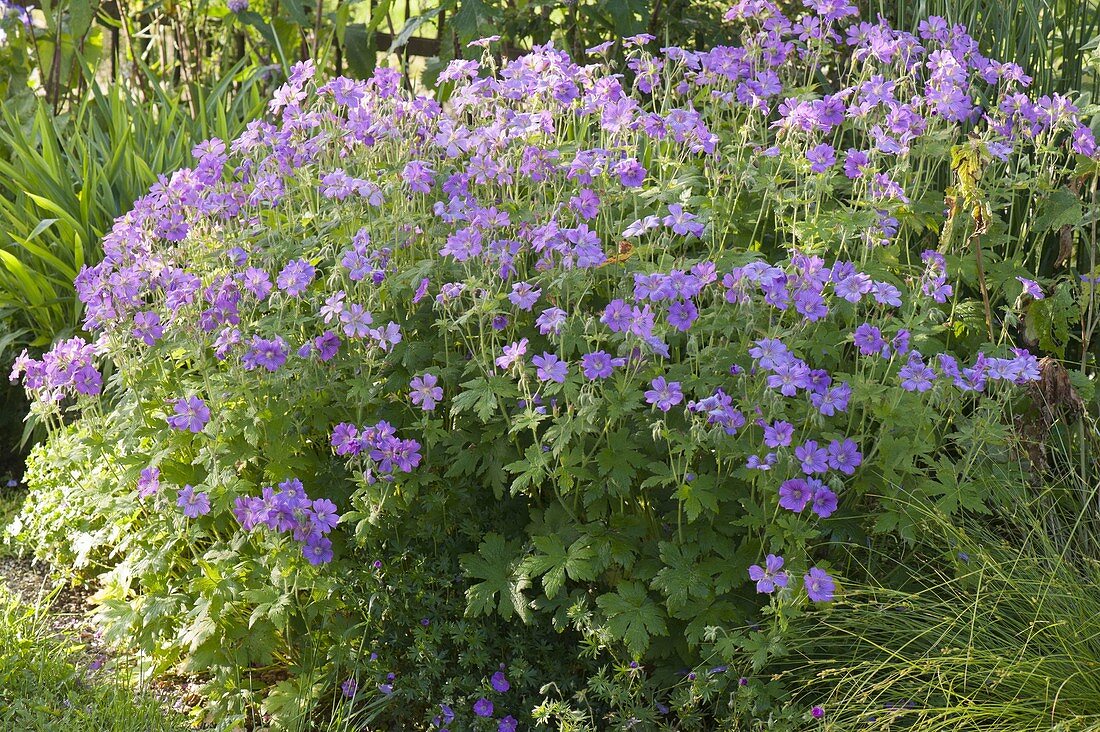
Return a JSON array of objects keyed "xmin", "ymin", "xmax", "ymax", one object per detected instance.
[
  {"xmin": 132, "ymin": 311, "xmax": 164, "ymax": 346},
  {"xmin": 320, "ymin": 291, "xmax": 346, "ymax": 323},
  {"xmin": 496, "ymin": 339, "xmax": 529, "ymax": 370},
  {"xmin": 402, "ymin": 160, "xmax": 435, "ymax": 193},
  {"xmin": 410, "ymin": 373, "xmax": 443, "ymax": 411},
  {"xmin": 853, "ymin": 323, "xmax": 889, "ymax": 358},
  {"xmin": 617, "ymin": 158, "xmax": 647, "ymax": 187},
  {"xmin": 73, "ymin": 365, "xmax": 102, "ymax": 396},
  {"xmin": 811, "ymin": 484, "xmax": 838, "ymax": 518},
  {"xmin": 233, "ymin": 496, "xmax": 264, "ymax": 531},
  {"xmin": 331, "ymin": 423, "xmax": 361, "ymax": 456},
  {"xmin": 921, "ymin": 250, "xmax": 953, "ymax": 302},
  {"xmin": 491, "ymin": 670, "xmax": 510, "ymax": 692},
  {"xmin": 314, "ymin": 331, "xmax": 341, "ymax": 361},
  {"xmin": 899, "ymin": 353, "xmax": 936, "ymax": 392},
  {"xmin": 827, "ymin": 439, "xmax": 862, "ymax": 475},
  {"xmin": 806, "ymin": 143, "xmax": 836, "ymax": 173},
  {"xmin": 241, "ymin": 268, "xmax": 272, "ymax": 300},
  {"xmin": 601, "ymin": 299, "xmax": 632, "ymax": 332},
  {"xmin": 812, "ymin": 705, "xmax": 825, "ymax": 719},
  {"xmin": 536, "ymin": 307, "xmax": 567, "ymax": 336},
  {"xmin": 870, "ymin": 173, "xmax": 909, "ymax": 203},
  {"xmin": 508, "ymin": 281, "xmax": 541, "ymax": 311},
  {"xmin": 794, "ymin": 441, "xmax": 829, "ymax": 475},
  {"xmin": 644, "ymin": 376, "xmax": 684, "ymax": 412},
  {"xmin": 778, "ymin": 478, "xmax": 812, "ymax": 511},
  {"xmin": 312, "ymin": 498, "xmax": 340, "ymax": 533},
  {"xmin": 341, "ymin": 304, "xmax": 374, "ymax": 338},
  {"xmin": 276, "ymin": 259, "xmax": 316, "ymax": 296},
  {"xmin": 441, "ymin": 227, "xmax": 483, "ymax": 262},
  {"xmin": 167, "ymin": 396, "xmax": 210, "ymax": 433},
  {"xmin": 581, "ymin": 351, "xmax": 623, "ymax": 380},
  {"xmin": 533, "ymin": 353, "xmax": 568, "ymax": 383},
  {"xmin": 663, "ymin": 204, "xmax": 704, "ymax": 237},
  {"xmin": 749, "ymin": 338, "xmax": 790, "ymax": 370},
  {"xmin": 303, "ymin": 536, "xmax": 334, "ymax": 565},
  {"xmin": 570, "ymin": 189, "xmax": 600, "ymax": 219},
  {"xmin": 243, "ymin": 336, "xmax": 288, "ymax": 372},
  {"xmin": 748, "ymin": 554, "xmax": 789, "ymax": 593},
  {"xmin": 498, "ymin": 716, "xmax": 518, "ymax": 732},
  {"xmin": 763, "ymin": 421, "xmax": 794, "ymax": 448},
  {"xmin": 804, "ymin": 567, "xmax": 836, "ymax": 602},
  {"xmin": 341, "ymin": 678, "xmax": 358, "ymax": 698},
  {"xmin": 834, "ymin": 273, "xmax": 871, "ymax": 303},
  {"xmin": 137, "ymin": 467, "xmax": 160, "ymax": 498},
  {"xmin": 177, "ymin": 485, "xmax": 210, "ymax": 518},
  {"xmin": 766, "ymin": 359, "xmax": 811, "ymax": 396},
  {"xmin": 870, "ymin": 281, "xmax": 902, "ymax": 306},
  {"xmin": 368, "ymin": 322, "xmax": 403, "ymax": 352},
  {"xmin": 214, "ymin": 327, "xmax": 241, "ymax": 360},
  {"xmin": 473, "ymin": 698, "xmax": 494, "ymax": 718},
  {"xmin": 1072, "ymin": 124, "xmax": 1097, "ymax": 156},
  {"xmin": 667, "ymin": 300, "xmax": 698, "ymax": 331},
  {"xmin": 1016, "ymin": 277, "xmax": 1044, "ymax": 300},
  {"xmin": 811, "ymin": 382, "xmax": 851, "ymax": 416},
  {"xmin": 844, "ymin": 148, "xmax": 871, "ymax": 178}
]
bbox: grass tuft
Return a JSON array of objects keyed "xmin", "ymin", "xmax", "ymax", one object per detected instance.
[{"xmin": 0, "ymin": 584, "xmax": 187, "ymax": 732}]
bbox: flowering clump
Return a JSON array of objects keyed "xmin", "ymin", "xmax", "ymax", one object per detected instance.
[
  {"xmin": 233, "ymin": 478, "xmax": 340, "ymax": 564},
  {"xmin": 330, "ymin": 421, "xmax": 422, "ymax": 482},
  {"xmin": 9, "ymin": 0, "xmax": 1092, "ymax": 722},
  {"xmin": 9, "ymin": 338, "xmax": 101, "ymax": 402}
]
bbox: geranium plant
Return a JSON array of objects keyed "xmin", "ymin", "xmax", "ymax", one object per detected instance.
[{"xmin": 10, "ymin": 0, "xmax": 1098, "ymax": 725}]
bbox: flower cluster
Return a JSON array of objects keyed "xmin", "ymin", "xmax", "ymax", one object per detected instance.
[
  {"xmin": 233, "ymin": 478, "xmax": 340, "ymax": 565},
  {"xmin": 330, "ymin": 421, "xmax": 422, "ymax": 482},
  {"xmin": 9, "ymin": 338, "xmax": 101, "ymax": 402}
]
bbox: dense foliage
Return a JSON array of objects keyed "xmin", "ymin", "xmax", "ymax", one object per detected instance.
[{"xmin": 7, "ymin": 0, "xmax": 1100, "ymax": 729}]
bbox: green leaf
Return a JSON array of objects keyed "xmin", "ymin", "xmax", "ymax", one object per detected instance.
[
  {"xmin": 69, "ymin": 0, "xmax": 97, "ymax": 37},
  {"xmin": 675, "ymin": 474, "xmax": 720, "ymax": 522},
  {"xmin": 451, "ymin": 376, "xmax": 516, "ymax": 422},
  {"xmin": 596, "ymin": 428, "xmax": 646, "ymax": 493},
  {"xmin": 450, "ymin": 0, "xmax": 494, "ymax": 43},
  {"xmin": 1024, "ymin": 284, "xmax": 1077, "ymax": 357},
  {"xmin": 596, "ymin": 581, "xmax": 666, "ymax": 656},
  {"xmin": 650, "ymin": 542, "xmax": 712, "ymax": 613},
  {"xmin": 179, "ymin": 601, "xmax": 218, "ymax": 652},
  {"xmin": 460, "ymin": 533, "xmax": 530, "ymax": 622},
  {"xmin": 238, "ymin": 11, "xmax": 278, "ymax": 47},
  {"xmin": 280, "ymin": 0, "xmax": 310, "ymax": 27},
  {"xmin": 1033, "ymin": 187, "xmax": 1084, "ymax": 233},
  {"xmin": 243, "ymin": 619, "xmax": 278, "ymax": 665},
  {"xmin": 389, "ymin": 4, "xmax": 446, "ymax": 53},
  {"xmin": 505, "ymin": 443, "xmax": 551, "ymax": 496},
  {"xmin": 343, "ymin": 23, "xmax": 377, "ymax": 79},
  {"xmin": 521, "ymin": 534, "xmax": 600, "ymax": 599}
]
